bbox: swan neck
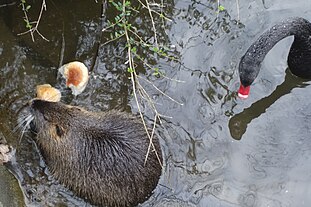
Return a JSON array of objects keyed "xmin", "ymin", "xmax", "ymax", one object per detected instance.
[{"xmin": 239, "ymin": 17, "xmax": 311, "ymax": 86}]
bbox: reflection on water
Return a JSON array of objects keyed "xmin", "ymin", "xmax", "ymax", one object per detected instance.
[
  {"xmin": 229, "ymin": 68, "xmax": 309, "ymax": 140},
  {"xmin": 1, "ymin": 0, "xmax": 311, "ymax": 207}
]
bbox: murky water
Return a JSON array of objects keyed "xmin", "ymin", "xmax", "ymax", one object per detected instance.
[{"xmin": 1, "ymin": 0, "xmax": 311, "ymax": 206}]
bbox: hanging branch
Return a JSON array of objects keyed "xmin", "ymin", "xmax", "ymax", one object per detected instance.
[{"xmin": 18, "ymin": 0, "xmax": 49, "ymax": 42}]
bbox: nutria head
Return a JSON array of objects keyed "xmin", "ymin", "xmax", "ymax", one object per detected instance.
[{"xmin": 29, "ymin": 99, "xmax": 162, "ymax": 207}]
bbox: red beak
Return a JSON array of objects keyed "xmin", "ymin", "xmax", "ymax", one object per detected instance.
[{"xmin": 238, "ymin": 84, "xmax": 250, "ymax": 99}]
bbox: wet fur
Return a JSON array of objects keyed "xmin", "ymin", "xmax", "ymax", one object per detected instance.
[{"xmin": 30, "ymin": 100, "xmax": 162, "ymax": 207}]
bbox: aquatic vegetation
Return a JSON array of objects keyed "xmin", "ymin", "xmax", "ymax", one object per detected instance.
[{"xmin": 103, "ymin": 0, "xmax": 182, "ymax": 162}]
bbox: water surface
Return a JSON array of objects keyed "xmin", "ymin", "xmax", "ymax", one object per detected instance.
[{"xmin": 1, "ymin": 0, "xmax": 311, "ymax": 206}]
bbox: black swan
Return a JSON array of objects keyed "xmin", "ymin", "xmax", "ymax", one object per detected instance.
[{"xmin": 238, "ymin": 17, "xmax": 311, "ymax": 98}]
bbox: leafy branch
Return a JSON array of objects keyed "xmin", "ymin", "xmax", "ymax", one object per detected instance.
[
  {"xmin": 18, "ymin": 0, "xmax": 49, "ymax": 42},
  {"xmin": 103, "ymin": 0, "xmax": 183, "ymax": 165}
]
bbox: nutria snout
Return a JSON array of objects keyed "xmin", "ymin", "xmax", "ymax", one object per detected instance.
[{"xmin": 29, "ymin": 99, "xmax": 162, "ymax": 207}]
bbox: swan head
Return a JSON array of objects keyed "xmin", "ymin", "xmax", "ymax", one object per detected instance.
[{"xmin": 238, "ymin": 54, "xmax": 262, "ymax": 99}]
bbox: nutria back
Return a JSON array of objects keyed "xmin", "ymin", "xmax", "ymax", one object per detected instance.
[{"xmin": 29, "ymin": 99, "xmax": 162, "ymax": 207}]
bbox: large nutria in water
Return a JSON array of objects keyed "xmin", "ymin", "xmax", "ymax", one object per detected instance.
[{"xmin": 29, "ymin": 99, "xmax": 162, "ymax": 207}]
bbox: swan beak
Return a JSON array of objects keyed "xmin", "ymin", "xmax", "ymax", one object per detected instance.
[{"xmin": 238, "ymin": 84, "xmax": 250, "ymax": 99}]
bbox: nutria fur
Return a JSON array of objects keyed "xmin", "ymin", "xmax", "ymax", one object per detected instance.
[{"xmin": 29, "ymin": 99, "xmax": 162, "ymax": 207}]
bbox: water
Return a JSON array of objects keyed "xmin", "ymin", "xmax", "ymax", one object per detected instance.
[{"xmin": 1, "ymin": 0, "xmax": 311, "ymax": 206}]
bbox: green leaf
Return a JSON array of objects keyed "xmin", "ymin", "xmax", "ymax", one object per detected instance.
[
  {"xmin": 26, "ymin": 22, "xmax": 32, "ymax": 29},
  {"xmin": 218, "ymin": 5, "xmax": 225, "ymax": 11},
  {"xmin": 152, "ymin": 47, "xmax": 159, "ymax": 52},
  {"xmin": 111, "ymin": 2, "xmax": 117, "ymax": 8},
  {"xmin": 131, "ymin": 47, "xmax": 137, "ymax": 53},
  {"xmin": 153, "ymin": 67, "xmax": 162, "ymax": 76},
  {"xmin": 127, "ymin": 67, "xmax": 134, "ymax": 73},
  {"xmin": 26, "ymin": 5, "xmax": 31, "ymax": 11}
]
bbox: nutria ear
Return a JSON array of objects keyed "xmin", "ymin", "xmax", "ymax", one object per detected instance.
[{"xmin": 55, "ymin": 125, "xmax": 65, "ymax": 137}]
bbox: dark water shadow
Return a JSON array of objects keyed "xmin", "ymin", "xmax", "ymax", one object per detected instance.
[{"xmin": 229, "ymin": 68, "xmax": 309, "ymax": 140}]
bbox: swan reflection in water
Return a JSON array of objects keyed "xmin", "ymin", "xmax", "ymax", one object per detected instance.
[{"xmin": 229, "ymin": 68, "xmax": 309, "ymax": 140}]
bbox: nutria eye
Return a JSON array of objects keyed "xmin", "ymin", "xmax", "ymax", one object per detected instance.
[{"xmin": 55, "ymin": 125, "xmax": 64, "ymax": 137}]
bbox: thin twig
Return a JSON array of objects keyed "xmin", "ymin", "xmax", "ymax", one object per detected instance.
[
  {"xmin": 0, "ymin": 1, "xmax": 16, "ymax": 8},
  {"xmin": 144, "ymin": 114, "xmax": 157, "ymax": 163},
  {"xmin": 137, "ymin": 0, "xmax": 172, "ymax": 22},
  {"xmin": 236, "ymin": 0, "xmax": 240, "ymax": 22},
  {"xmin": 101, "ymin": 33, "xmax": 125, "ymax": 46},
  {"xmin": 102, "ymin": 16, "xmax": 125, "ymax": 32},
  {"xmin": 216, "ymin": 0, "xmax": 220, "ymax": 18},
  {"xmin": 135, "ymin": 77, "xmax": 163, "ymax": 125},
  {"xmin": 137, "ymin": 75, "xmax": 183, "ymax": 105},
  {"xmin": 18, "ymin": 0, "xmax": 49, "ymax": 42},
  {"xmin": 144, "ymin": 0, "xmax": 158, "ymax": 47},
  {"xmin": 122, "ymin": 0, "xmax": 162, "ymax": 167},
  {"xmin": 136, "ymin": 80, "xmax": 168, "ymax": 121},
  {"xmin": 134, "ymin": 53, "xmax": 184, "ymax": 83}
]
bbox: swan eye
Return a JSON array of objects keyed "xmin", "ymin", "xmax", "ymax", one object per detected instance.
[{"xmin": 55, "ymin": 125, "xmax": 64, "ymax": 137}]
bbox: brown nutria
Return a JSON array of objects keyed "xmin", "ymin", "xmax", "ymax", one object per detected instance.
[{"xmin": 29, "ymin": 99, "xmax": 162, "ymax": 207}]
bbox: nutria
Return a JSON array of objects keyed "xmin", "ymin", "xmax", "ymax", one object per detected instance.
[{"xmin": 29, "ymin": 99, "xmax": 162, "ymax": 207}]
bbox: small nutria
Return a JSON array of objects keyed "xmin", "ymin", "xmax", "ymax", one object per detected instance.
[{"xmin": 29, "ymin": 99, "xmax": 162, "ymax": 207}]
